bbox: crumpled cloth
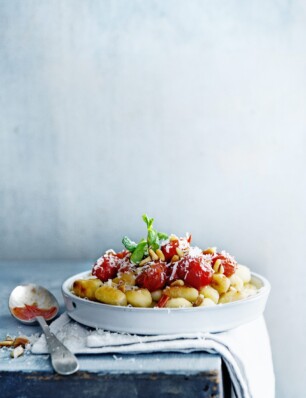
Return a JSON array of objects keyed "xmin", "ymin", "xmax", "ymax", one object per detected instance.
[{"xmin": 32, "ymin": 313, "xmax": 274, "ymax": 398}]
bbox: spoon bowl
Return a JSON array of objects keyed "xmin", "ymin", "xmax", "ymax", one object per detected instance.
[
  {"xmin": 8, "ymin": 283, "xmax": 79, "ymax": 375},
  {"xmin": 9, "ymin": 284, "xmax": 59, "ymax": 324}
]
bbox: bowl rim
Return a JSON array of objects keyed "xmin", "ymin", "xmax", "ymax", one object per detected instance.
[{"xmin": 62, "ymin": 269, "xmax": 271, "ymax": 313}]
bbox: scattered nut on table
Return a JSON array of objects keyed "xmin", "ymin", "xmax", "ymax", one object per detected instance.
[
  {"xmin": 0, "ymin": 336, "xmax": 30, "ymax": 359},
  {"xmin": 10, "ymin": 345, "xmax": 24, "ymax": 358}
]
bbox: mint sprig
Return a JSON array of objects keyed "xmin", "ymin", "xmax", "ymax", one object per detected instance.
[
  {"xmin": 122, "ymin": 214, "xmax": 168, "ymax": 264},
  {"xmin": 122, "ymin": 236, "xmax": 137, "ymax": 252},
  {"xmin": 142, "ymin": 214, "xmax": 168, "ymax": 251}
]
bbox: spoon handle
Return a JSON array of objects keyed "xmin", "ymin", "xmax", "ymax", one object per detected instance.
[{"xmin": 36, "ymin": 316, "xmax": 79, "ymax": 375}]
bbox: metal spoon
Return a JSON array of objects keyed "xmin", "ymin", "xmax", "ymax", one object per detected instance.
[{"xmin": 9, "ymin": 284, "xmax": 79, "ymax": 375}]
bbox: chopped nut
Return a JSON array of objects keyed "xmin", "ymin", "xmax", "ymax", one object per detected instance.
[
  {"xmin": 0, "ymin": 336, "xmax": 31, "ymax": 350},
  {"xmin": 156, "ymin": 249, "xmax": 165, "ymax": 261},
  {"xmin": 13, "ymin": 337, "xmax": 30, "ymax": 348},
  {"xmin": 203, "ymin": 247, "xmax": 217, "ymax": 255},
  {"xmin": 0, "ymin": 340, "xmax": 14, "ymax": 347},
  {"xmin": 139, "ymin": 256, "xmax": 151, "ymax": 266},
  {"xmin": 194, "ymin": 294, "xmax": 204, "ymax": 307},
  {"xmin": 149, "ymin": 249, "xmax": 159, "ymax": 261},
  {"xmin": 213, "ymin": 259, "xmax": 223, "ymax": 273},
  {"xmin": 169, "ymin": 235, "xmax": 178, "ymax": 242},
  {"xmin": 11, "ymin": 346, "xmax": 24, "ymax": 359},
  {"xmin": 118, "ymin": 284, "xmax": 126, "ymax": 293}
]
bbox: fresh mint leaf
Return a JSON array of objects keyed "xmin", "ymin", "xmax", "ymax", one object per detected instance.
[
  {"xmin": 142, "ymin": 214, "xmax": 154, "ymax": 230},
  {"xmin": 130, "ymin": 240, "xmax": 148, "ymax": 264},
  {"xmin": 122, "ymin": 236, "xmax": 137, "ymax": 252},
  {"xmin": 157, "ymin": 232, "xmax": 168, "ymax": 241},
  {"xmin": 148, "ymin": 229, "xmax": 159, "ymax": 251}
]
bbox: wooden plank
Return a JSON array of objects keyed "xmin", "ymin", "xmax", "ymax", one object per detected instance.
[{"xmin": 0, "ymin": 371, "xmax": 223, "ymax": 398}]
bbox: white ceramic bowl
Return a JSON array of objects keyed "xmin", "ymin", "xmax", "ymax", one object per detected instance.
[{"xmin": 62, "ymin": 270, "xmax": 270, "ymax": 335}]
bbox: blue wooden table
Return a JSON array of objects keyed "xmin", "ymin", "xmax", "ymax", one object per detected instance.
[{"xmin": 0, "ymin": 261, "xmax": 229, "ymax": 398}]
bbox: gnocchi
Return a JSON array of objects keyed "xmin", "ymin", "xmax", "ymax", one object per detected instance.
[
  {"xmin": 72, "ymin": 279, "xmax": 102, "ymax": 301},
  {"xmin": 164, "ymin": 286, "xmax": 199, "ymax": 303},
  {"xmin": 125, "ymin": 289, "xmax": 152, "ymax": 308},
  {"xmin": 95, "ymin": 285, "xmax": 127, "ymax": 306},
  {"xmin": 71, "ymin": 214, "xmax": 259, "ymax": 308},
  {"xmin": 165, "ymin": 298, "xmax": 192, "ymax": 308}
]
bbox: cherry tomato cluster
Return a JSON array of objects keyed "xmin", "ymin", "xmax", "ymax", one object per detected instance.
[{"xmin": 92, "ymin": 237, "xmax": 237, "ymax": 292}]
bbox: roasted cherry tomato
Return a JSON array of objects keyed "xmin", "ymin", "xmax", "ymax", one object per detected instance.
[
  {"xmin": 161, "ymin": 235, "xmax": 191, "ymax": 262},
  {"xmin": 116, "ymin": 251, "xmax": 132, "ymax": 273},
  {"xmin": 115, "ymin": 250, "xmax": 129, "ymax": 259},
  {"xmin": 175, "ymin": 256, "xmax": 213, "ymax": 289},
  {"xmin": 92, "ymin": 252, "xmax": 124, "ymax": 282},
  {"xmin": 136, "ymin": 263, "xmax": 167, "ymax": 292},
  {"xmin": 161, "ymin": 239, "xmax": 179, "ymax": 262},
  {"xmin": 212, "ymin": 253, "xmax": 237, "ymax": 277},
  {"xmin": 166, "ymin": 261, "xmax": 183, "ymax": 282}
]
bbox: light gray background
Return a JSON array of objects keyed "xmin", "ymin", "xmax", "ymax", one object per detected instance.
[{"xmin": 1, "ymin": 1, "xmax": 305, "ymax": 396}]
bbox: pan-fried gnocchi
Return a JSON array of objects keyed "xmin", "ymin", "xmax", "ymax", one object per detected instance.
[
  {"xmin": 72, "ymin": 262, "xmax": 257, "ymax": 308},
  {"xmin": 95, "ymin": 285, "xmax": 127, "ymax": 306},
  {"xmin": 164, "ymin": 286, "xmax": 199, "ymax": 303},
  {"xmin": 72, "ymin": 279, "xmax": 102, "ymax": 301},
  {"xmin": 125, "ymin": 289, "xmax": 152, "ymax": 308},
  {"xmin": 72, "ymin": 215, "xmax": 258, "ymax": 308},
  {"xmin": 165, "ymin": 298, "xmax": 192, "ymax": 308}
]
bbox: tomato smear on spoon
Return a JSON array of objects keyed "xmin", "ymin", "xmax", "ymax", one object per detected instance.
[{"xmin": 12, "ymin": 304, "xmax": 57, "ymax": 321}]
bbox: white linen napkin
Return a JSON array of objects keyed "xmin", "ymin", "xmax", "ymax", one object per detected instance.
[{"xmin": 32, "ymin": 314, "xmax": 274, "ymax": 398}]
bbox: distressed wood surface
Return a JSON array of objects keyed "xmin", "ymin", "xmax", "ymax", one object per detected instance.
[
  {"xmin": 0, "ymin": 372, "xmax": 222, "ymax": 398},
  {"xmin": 0, "ymin": 261, "xmax": 226, "ymax": 397}
]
